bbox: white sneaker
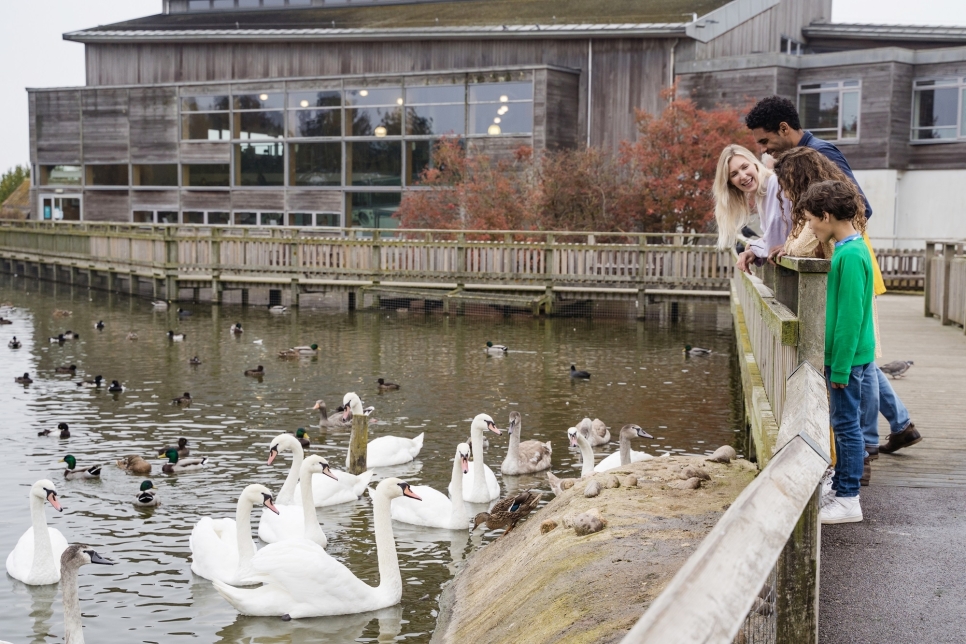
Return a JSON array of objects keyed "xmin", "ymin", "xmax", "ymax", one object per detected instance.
[
  {"xmin": 819, "ymin": 468, "xmax": 835, "ymax": 506},
  {"xmin": 819, "ymin": 495, "xmax": 863, "ymax": 524}
]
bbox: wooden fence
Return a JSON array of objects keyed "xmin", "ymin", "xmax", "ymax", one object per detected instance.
[{"xmin": 924, "ymin": 240, "xmax": 966, "ymax": 330}]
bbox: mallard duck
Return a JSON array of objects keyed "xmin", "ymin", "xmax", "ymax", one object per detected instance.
[
  {"xmin": 126, "ymin": 331, "xmax": 139, "ymax": 341},
  {"xmin": 49, "ymin": 334, "xmax": 66, "ymax": 344},
  {"xmin": 295, "ymin": 428, "xmax": 310, "ymax": 449},
  {"xmin": 269, "ymin": 305, "xmax": 287, "ymax": 314},
  {"xmin": 77, "ymin": 375, "xmax": 103, "ymax": 388},
  {"xmin": 52, "ymin": 309, "xmax": 72, "ymax": 318},
  {"xmin": 570, "ymin": 364, "xmax": 591, "ymax": 379},
  {"xmin": 167, "ymin": 330, "xmax": 186, "ymax": 341},
  {"xmin": 485, "ymin": 341, "xmax": 509, "ymax": 355},
  {"xmin": 108, "ymin": 380, "xmax": 124, "ymax": 393},
  {"xmin": 93, "ymin": 321, "xmax": 104, "ymax": 330},
  {"xmin": 683, "ymin": 345, "xmax": 712, "ymax": 356},
  {"xmin": 60, "ymin": 455, "xmax": 101, "ymax": 479},
  {"xmin": 158, "ymin": 438, "xmax": 190, "ymax": 459},
  {"xmin": 177, "ymin": 308, "xmax": 192, "ymax": 317},
  {"xmin": 880, "ymin": 360, "xmax": 914, "ymax": 378},
  {"xmin": 230, "ymin": 323, "xmax": 243, "ymax": 334},
  {"xmin": 244, "ymin": 365, "xmax": 265, "ymax": 377},
  {"xmin": 159, "ymin": 448, "xmax": 208, "ymax": 473},
  {"xmin": 116, "ymin": 455, "xmax": 152, "ymax": 475},
  {"xmin": 376, "ymin": 378, "xmax": 400, "ymax": 391},
  {"xmin": 278, "ymin": 343, "xmax": 318, "ymax": 358},
  {"xmin": 134, "ymin": 480, "xmax": 160, "ymax": 507},
  {"xmin": 38, "ymin": 422, "xmax": 71, "ymax": 439},
  {"xmin": 15, "ymin": 372, "xmax": 33, "ymax": 384},
  {"xmin": 55, "ymin": 364, "xmax": 77, "ymax": 374},
  {"xmin": 189, "ymin": 356, "xmax": 202, "ymax": 365},
  {"xmin": 151, "ymin": 300, "xmax": 168, "ymax": 310},
  {"xmin": 0, "ymin": 317, "xmax": 13, "ymax": 325},
  {"xmin": 172, "ymin": 392, "xmax": 192, "ymax": 406},
  {"xmin": 7, "ymin": 336, "xmax": 21, "ymax": 348},
  {"xmin": 472, "ymin": 489, "xmax": 543, "ymax": 536},
  {"xmin": 62, "ymin": 330, "xmax": 79, "ymax": 340}
]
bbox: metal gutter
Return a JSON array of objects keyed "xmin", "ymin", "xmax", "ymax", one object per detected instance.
[{"xmin": 803, "ymin": 22, "xmax": 966, "ymax": 43}]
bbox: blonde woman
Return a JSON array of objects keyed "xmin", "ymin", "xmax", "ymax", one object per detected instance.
[{"xmin": 712, "ymin": 144, "xmax": 791, "ymax": 274}]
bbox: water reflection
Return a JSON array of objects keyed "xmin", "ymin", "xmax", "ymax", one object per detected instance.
[{"xmin": 0, "ymin": 275, "xmax": 740, "ymax": 642}]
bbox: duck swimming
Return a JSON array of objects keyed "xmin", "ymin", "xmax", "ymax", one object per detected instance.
[
  {"xmin": 570, "ymin": 365, "xmax": 591, "ymax": 379},
  {"xmin": 244, "ymin": 365, "xmax": 265, "ymax": 377},
  {"xmin": 189, "ymin": 356, "xmax": 202, "ymax": 365},
  {"xmin": 60, "ymin": 455, "xmax": 101, "ymax": 480},
  {"xmin": 230, "ymin": 323, "xmax": 243, "ymax": 334},
  {"xmin": 49, "ymin": 334, "xmax": 65, "ymax": 344},
  {"xmin": 177, "ymin": 308, "xmax": 192, "ymax": 317},
  {"xmin": 77, "ymin": 375, "xmax": 103, "ymax": 388},
  {"xmin": 126, "ymin": 331, "xmax": 139, "ymax": 341},
  {"xmin": 133, "ymin": 480, "xmax": 160, "ymax": 507},
  {"xmin": 54, "ymin": 364, "xmax": 77, "ymax": 374},
  {"xmin": 172, "ymin": 392, "xmax": 192, "ymax": 406},
  {"xmin": 295, "ymin": 428, "xmax": 310, "ymax": 449},
  {"xmin": 278, "ymin": 344, "xmax": 318, "ymax": 358},
  {"xmin": 62, "ymin": 330, "xmax": 79, "ymax": 340},
  {"xmin": 167, "ymin": 331, "xmax": 186, "ymax": 341},
  {"xmin": 376, "ymin": 378, "xmax": 400, "ymax": 391},
  {"xmin": 485, "ymin": 341, "xmax": 509, "ymax": 355},
  {"xmin": 93, "ymin": 321, "xmax": 104, "ymax": 330},
  {"xmin": 15, "ymin": 372, "xmax": 33, "ymax": 384},
  {"xmin": 683, "ymin": 345, "xmax": 712, "ymax": 356},
  {"xmin": 116, "ymin": 455, "xmax": 152, "ymax": 475},
  {"xmin": 38, "ymin": 422, "xmax": 71, "ymax": 439},
  {"xmin": 159, "ymin": 448, "xmax": 208, "ymax": 473},
  {"xmin": 108, "ymin": 380, "xmax": 124, "ymax": 393},
  {"xmin": 7, "ymin": 336, "xmax": 21, "ymax": 348},
  {"xmin": 158, "ymin": 438, "xmax": 190, "ymax": 459}
]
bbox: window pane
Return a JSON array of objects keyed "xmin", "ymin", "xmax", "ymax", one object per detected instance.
[
  {"xmin": 317, "ymin": 212, "xmax": 341, "ymax": 227},
  {"xmin": 235, "ymin": 212, "xmax": 258, "ymax": 226},
  {"xmin": 238, "ymin": 0, "xmax": 259, "ymax": 7},
  {"xmin": 182, "ymin": 95, "xmax": 229, "ymax": 112},
  {"xmin": 799, "ymin": 91, "xmax": 839, "ymax": 132},
  {"xmin": 350, "ymin": 192, "xmax": 401, "ymax": 229},
  {"xmin": 263, "ymin": 0, "xmax": 284, "ymax": 6},
  {"xmin": 134, "ymin": 164, "xmax": 178, "ymax": 187},
  {"xmin": 182, "ymin": 113, "xmax": 231, "ymax": 140},
  {"xmin": 469, "ymin": 82, "xmax": 533, "ymax": 103},
  {"xmin": 87, "ymin": 164, "xmax": 128, "ymax": 186},
  {"xmin": 841, "ymin": 91, "xmax": 859, "ymax": 139},
  {"xmin": 209, "ymin": 211, "xmax": 230, "ymax": 225},
  {"xmin": 289, "ymin": 0, "xmax": 312, "ymax": 5},
  {"xmin": 406, "ymin": 85, "xmax": 464, "ymax": 104},
  {"xmin": 212, "ymin": 0, "xmax": 233, "ymax": 8},
  {"xmin": 40, "ymin": 165, "xmax": 82, "ymax": 185},
  {"xmin": 234, "ymin": 93, "xmax": 285, "ymax": 110},
  {"xmin": 348, "ymin": 107, "xmax": 403, "ymax": 136},
  {"xmin": 470, "ymin": 102, "xmax": 533, "ymax": 135},
  {"xmin": 912, "ymin": 126, "xmax": 958, "ymax": 141},
  {"xmin": 915, "ymin": 88, "xmax": 959, "ymax": 128},
  {"xmin": 346, "ymin": 88, "xmax": 403, "ymax": 106},
  {"xmin": 348, "ymin": 141, "xmax": 402, "ymax": 186},
  {"xmin": 188, "ymin": 0, "xmax": 210, "ymax": 11},
  {"xmin": 183, "ymin": 164, "xmax": 230, "ymax": 187},
  {"xmin": 406, "ymin": 140, "xmax": 436, "ymax": 185},
  {"xmin": 407, "ymin": 105, "xmax": 465, "ymax": 135},
  {"xmin": 291, "ymin": 142, "xmax": 341, "ymax": 186},
  {"xmin": 158, "ymin": 211, "xmax": 179, "ymax": 224},
  {"xmin": 289, "ymin": 109, "xmax": 342, "ymax": 137},
  {"xmin": 289, "ymin": 90, "xmax": 341, "ymax": 108},
  {"xmin": 235, "ymin": 143, "xmax": 285, "ymax": 186},
  {"xmin": 184, "ymin": 211, "xmax": 205, "ymax": 224},
  {"xmin": 261, "ymin": 212, "xmax": 284, "ymax": 226},
  {"xmin": 288, "ymin": 213, "xmax": 313, "ymax": 226},
  {"xmin": 133, "ymin": 211, "xmax": 154, "ymax": 223},
  {"xmin": 235, "ymin": 111, "xmax": 285, "ymax": 139}
]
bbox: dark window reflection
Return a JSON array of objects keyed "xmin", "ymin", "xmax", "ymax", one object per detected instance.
[
  {"xmin": 183, "ymin": 164, "xmax": 230, "ymax": 187},
  {"xmin": 87, "ymin": 165, "xmax": 128, "ymax": 186},
  {"xmin": 406, "ymin": 140, "xmax": 434, "ymax": 185},
  {"xmin": 290, "ymin": 109, "xmax": 341, "ymax": 137},
  {"xmin": 234, "ymin": 212, "xmax": 258, "ymax": 226},
  {"xmin": 348, "ymin": 107, "xmax": 402, "ymax": 137},
  {"xmin": 184, "ymin": 211, "xmax": 205, "ymax": 224},
  {"xmin": 350, "ymin": 192, "xmax": 401, "ymax": 230},
  {"xmin": 235, "ymin": 111, "xmax": 285, "ymax": 139},
  {"xmin": 182, "ymin": 96, "xmax": 229, "ymax": 112},
  {"xmin": 348, "ymin": 141, "xmax": 401, "ymax": 186},
  {"xmin": 291, "ymin": 142, "xmax": 341, "ymax": 186},
  {"xmin": 209, "ymin": 212, "xmax": 230, "ymax": 224},
  {"xmin": 134, "ymin": 164, "xmax": 178, "ymax": 187},
  {"xmin": 234, "ymin": 93, "xmax": 284, "ymax": 110},
  {"xmin": 406, "ymin": 105, "xmax": 464, "ymax": 136},
  {"xmin": 346, "ymin": 88, "xmax": 402, "ymax": 106},
  {"xmin": 182, "ymin": 113, "xmax": 231, "ymax": 140},
  {"xmin": 289, "ymin": 91, "xmax": 341, "ymax": 108},
  {"xmin": 235, "ymin": 143, "xmax": 284, "ymax": 186}
]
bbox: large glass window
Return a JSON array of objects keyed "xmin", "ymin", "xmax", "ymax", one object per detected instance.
[
  {"xmin": 290, "ymin": 142, "xmax": 341, "ymax": 186},
  {"xmin": 350, "ymin": 192, "xmax": 401, "ymax": 230},
  {"xmin": 346, "ymin": 88, "xmax": 403, "ymax": 137},
  {"xmin": 183, "ymin": 164, "xmax": 230, "ymax": 187},
  {"xmin": 798, "ymin": 80, "xmax": 860, "ymax": 142},
  {"xmin": 469, "ymin": 82, "xmax": 534, "ymax": 136},
  {"xmin": 184, "ymin": 211, "xmax": 206, "ymax": 224},
  {"xmin": 39, "ymin": 165, "xmax": 82, "ymax": 186},
  {"xmin": 288, "ymin": 212, "xmax": 341, "ymax": 227},
  {"xmin": 405, "ymin": 139, "xmax": 443, "ymax": 185},
  {"xmin": 235, "ymin": 142, "xmax": 285, "ymax": 186},
  {"xmin": 234, "ymin": 92, "xmax": 285, "ymax": 140},
  {"xmin": 182, "ymin": 95, "xmax": 230, "ymax": 140},
  {"xmin": 133, "ymin": 164, "xmax": 178, "ymax": 187},
  {"xmin": 235, "ymin": 212, "xmax": 258, "ymax": 226},
  {"xmin": 348, "ymin": 141, "xmax": 402, "ymax": 186},
  {"xmin": 406, "ymin": 85, "xmax": 465, "ymax": 136},
  {"xmin": 289, "ymin": 91, "xmax": 342, "ymax": 137},
  {"xmin": 912, "ymin": 78, "xmax": 966, "ymax": 141},
  {"xmin": 86, "ymin": 164, "xmax": 129, "ymax": 186}
]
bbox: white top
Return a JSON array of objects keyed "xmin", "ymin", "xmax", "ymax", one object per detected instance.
[{"xmin": 748, "ymin": 174, "xmax": 792, "ymax": 259}]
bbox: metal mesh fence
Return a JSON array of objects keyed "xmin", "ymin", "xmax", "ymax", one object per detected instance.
[{"xmin": 731, "ymin": 565, "xmax": 777, "ymax": 644}]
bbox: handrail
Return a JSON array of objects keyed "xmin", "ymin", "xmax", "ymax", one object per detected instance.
[{"xmin": 923, "ymin": 240, "xmax": 966, "ymax": 330}]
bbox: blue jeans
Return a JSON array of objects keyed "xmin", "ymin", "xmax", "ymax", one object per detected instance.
[
  {"xmin": 827, "ymin": 363, "xmax": 877, "ymax": 498},
  {"xmin": 862, "ymin": 365, "xmax": 912, "ymax": 448},
  {"xmin": 860, "ymin": 364, "xmax": 881, "ymax": 452}
]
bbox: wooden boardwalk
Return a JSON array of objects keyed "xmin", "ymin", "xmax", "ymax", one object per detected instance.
[{"xmin": 874, "ymin": 294, "xmax": 966, "ymax": 488}]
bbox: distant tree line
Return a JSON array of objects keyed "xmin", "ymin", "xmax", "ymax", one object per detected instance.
[{"xmin": 0, "ymin": 165, "xmax": 30, "ymax": 205}]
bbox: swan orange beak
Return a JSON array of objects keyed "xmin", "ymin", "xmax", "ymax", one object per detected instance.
[
  {"xmin": 312, "ymin": 401, "xmax": 321, "ymax": 410},
  {"xmin": 486, "ymin": 421, "xmax": 501, "ymax": 435},
  {"xmin": 461, "ymin": 455, "xmax": 470, "ymax": 474},
  {"xmin": 403, "ymin": 487, "xmax": 422, "ymax": 501},
  {"xmin": 46, "ymin": 491, "xmax": 62, "ymax": 512},
  {"xmin": 264, "ymin": 498, "xmax": 280, "ymax": 515},
  {"xmin": 267, "ymin": 445, "xmax": 279, "ymax": 465},
  {"xmin": 322, "ymin": 464, "xmax": 338, "ymax": 481}
]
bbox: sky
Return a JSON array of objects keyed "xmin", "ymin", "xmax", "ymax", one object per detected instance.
[{"xmin": 2, "ymin": 0, "xmax": 966, "ymax": 175}]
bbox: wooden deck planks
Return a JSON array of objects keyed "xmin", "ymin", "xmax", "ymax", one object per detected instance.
[{"xmin": 873, "ymin": 294, "xmax": 966, "ymax": 488}]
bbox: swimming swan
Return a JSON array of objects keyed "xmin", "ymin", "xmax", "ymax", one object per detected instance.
[
  {"xmin": 459, "ymin": 413, "xmax": 502, "ymax": 503},
  {"xmin": 60, "ymin": 544, "xmax": 114, "ymax": 644},
  {"xmin": 341, "ymin": 393, "xmax": 423, "ymax": 468},
  {"xmin": 213, "ymin": 477, "xmax": 422, "ymax": 619},
  {"xmin": 258, "ymin": 437, "xmax": 335, "ymax": 546},
  {"xmin": 5, "ymin": 480, "xmax": 68, "ymax": 585},
  {"xmin": 501, "ymin": 411, "xmax": 551, "ymax": 475},
  {"xmin": 547, "ymin": 431, "xmax": 595, "ymax": 496},
  {"xmin": 391, "ymin": 443, "xmax": 470, "ymax": 530}
]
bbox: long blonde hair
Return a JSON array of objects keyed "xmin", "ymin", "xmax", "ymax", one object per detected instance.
[{"xmin": 713, "ymin": 144, "xmax": 772, "ymax": 250}]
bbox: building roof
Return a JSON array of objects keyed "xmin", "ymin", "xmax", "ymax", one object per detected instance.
[
  {"xmin": 0, "ymin": 179, "xmax": 30, "ymax": 221},
  {"xmin": 803, "ymin": 22, "xmax": 966, "ymax": 44},
  {"xmin": 66, "ymin": 0, "xmax": 728, "ymax": 42}
]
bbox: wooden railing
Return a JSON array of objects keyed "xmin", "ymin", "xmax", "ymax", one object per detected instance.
[
  {"xmin": 924, "ymin": 240, "xmax": 966, "ymax": 330},
  {"xmin": 874, "ymin": 247, "xmax": 925, "ymax": 291},
  {"xmin": 622, "ymin": 255, "xmax": 831, "ymax": 644}
]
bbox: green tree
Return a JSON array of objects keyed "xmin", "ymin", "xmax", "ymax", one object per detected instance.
[{"xmin": 0, "ymin": 165, "xmax": 30, "ymax": 205}]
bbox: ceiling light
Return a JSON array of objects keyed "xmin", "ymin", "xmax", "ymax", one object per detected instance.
[
  {"xmin": 498, "ymin": 106, "xmax": 509, "ymax": 115},
  {"xmin": 259, "ymin": 93, "xmax": 269, "ymax": 101},
  {"xmin": 374, "ymin": 126, "xmax": 388, "ymax": 137},
  {"xmin": 299, "ymin": 99, "xmax": 310, "ymax": 108},
  {"xmin": 359, "ymin": 89, "xmax": 369, "ymax": 97},
  {"xmin": 396, "ymin": 98, "xmax": 404, "ymax": 105},
  {"xmin": 487, "ymin": 124, "xmax": 502, "ymax": 135},
  {"xmin": 493, "ymin": 117, "xmax": 501, "ymax": 124},
  {"xmin": 499, "ymin": 95, "xmax": 509, "ymax": 103}
]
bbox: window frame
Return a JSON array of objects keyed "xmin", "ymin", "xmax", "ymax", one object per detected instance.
[
  {"xmin": 910, "ymin": 77, "xmax": 966, "ymax": 144},
  {"xmin": 797, "ymin": 79, "xmax": 861, "ymax": 144}
]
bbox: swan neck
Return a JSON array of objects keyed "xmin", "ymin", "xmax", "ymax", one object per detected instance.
[
  {"xmin": 449, "ymin": 453, "xmax": 463, "ymax": 501},
  {"xmin": 620, "ymin": 432, "xmax": 631, "ymax": 465},
  {"xmin": 471, "ymin": 427, "xmax": 486, "ymax": 493},
  {"xmin": 301, "ymin": 472, "xmax": 324, "ymax": 541},
  {"xmin": 579, "ymin": 439, "xmax": 595, "ymax": 477},
  {"xmin": 30, "ymin": 494, "xmax": 54, "ymax": 577},
  {"xmin": 372, "ymin": 490, "xmax": 402, "ymax": 597},
  {"xmin": 62, "ymin": 564, "xmax": 84, "ymax": 644},
  {"xmin": 234, "ymin": 495, "xmax": 256, "ymax": 568},
  {"xmin": 507, "ymin": 421, "xmax": 521, "ymax": 458},
  {"xmin": 277, "ymin": 444, "xmax": 303, "ymax": 505}
]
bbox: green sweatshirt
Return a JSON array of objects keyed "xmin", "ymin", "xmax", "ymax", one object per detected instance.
[{"xmin": 825, "ymin": 238, "xmax": 876, "ymax": 384}]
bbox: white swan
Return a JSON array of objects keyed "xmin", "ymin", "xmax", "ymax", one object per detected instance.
[
  {"xmin": 258, "ymin": 440, "xmax": 335, "ymax": 546},
  {"xmin": 60, "ymin": 544, "xmax": 114, "ymax": 644},
  {"xmin": 391, "ymin": 443, "xmax": 470, "ymax": 530},
  {"xmin": 594, "ymin": 424, "xmax": 655, "ymax": 472},
  {"xmin": 547, "ymin": 431, "xmax": 595, "ymax": 495},
  {"xmin": 459, "ymin": 413, "xmax": 502, "ymax": 503},
  {"xmin": 342, "ymin": 393, "xmax": 423, "ymax": 468},
  {"xmin": 5, "ymin": 480, "xmax": 69, "ymax": 585},
  {"xmin": 575, "ymin": 417, "xmax": 611, "ymax": 446},
  {"xmin": 501, "ymin": 411, "xmax": 552, "ymax": 475},
  {"xmin": 295, "ymin": 466, "xmax": 375, "ymax": 508},
  {"xmin": 213, "ymin": 477, "xmax": 422, "ymax": 618},
  {"xmin": 189, "ymin": 484, "xmax": 279, "ymax": 585}
]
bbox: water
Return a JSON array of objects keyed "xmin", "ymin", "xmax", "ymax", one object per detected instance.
[{"xmin": 0, "ymin": 275, "xmax": 741, "ymax": 643}]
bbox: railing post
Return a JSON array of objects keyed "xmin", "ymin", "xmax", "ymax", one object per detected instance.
[
  {"xmin": 164, "ymin": 227, "xmax": 179, "ymax": 301},
  {"xmin": 941, "ymin": 242, "xmax": 957, "ymax": 325},
  {"xmin": 776, "ymin": 488, "xmax": 820, "ymax": 643},
  {"xmin": 211, "ymin": 228, "xmax": 222, "ymax": 305},
  {"xmin": 779, "ymin": 257, "xmax": 830, "ymax": 371},
  {"xmin": 923, "ymin": 241, "xmax": 934, "ymax": 318},
  {"xmin": 347, "ymin": 414, "xmax": 368, "ymax": 475}
]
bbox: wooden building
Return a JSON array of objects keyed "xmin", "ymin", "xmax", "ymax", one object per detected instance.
[{"xmin": 28, "ymin": 0, "xmax": 836, "ymax": 229}]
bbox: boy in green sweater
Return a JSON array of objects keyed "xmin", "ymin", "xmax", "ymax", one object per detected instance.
[{"xmin": 800, "ymin": 180, "xmax": 877, "ymax": 524}]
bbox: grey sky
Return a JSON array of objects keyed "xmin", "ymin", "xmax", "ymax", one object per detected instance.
[{"xmin": 2, "ymin": 0, "xmax": 966, "ymax": 175}]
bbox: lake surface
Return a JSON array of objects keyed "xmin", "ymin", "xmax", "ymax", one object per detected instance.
[{"xmin": 0, "ymin": 275, "xmax": 741, "ymax": 643}]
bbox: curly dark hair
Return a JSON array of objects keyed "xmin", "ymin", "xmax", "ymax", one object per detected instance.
[
  {"xmin": 745, "ymin": 96, "xmax": 801, "ymax": 132},
  {"xmin": 800, "ymin": 181, "xmax": 859, "ymax": 222},
  {"xmin": 773, "ymin": 147, "xmax": 866, "ymax": 237}
]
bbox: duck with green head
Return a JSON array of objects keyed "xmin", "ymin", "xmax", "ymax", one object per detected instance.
[
  {"xmin": 683, "ymin": 345, "xmax": 712, "ymax": 356},
  {"xmin": 159, "ymin": 448, "xmax": 208, "ymax": 474},
  {"xmin": 278, "ymin": 343, "xmax": 319, "ymax": 358},
  {"xmin": 295, "ymin": 428, "xmax": 310, "ymax": 449},
  {"xmin": 60, "ymin": 455, "xmax": 101, "ymax": 480},
  {"xmin": 134, "ymin": 480, "xmax": 160, "ymax": 507}
]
